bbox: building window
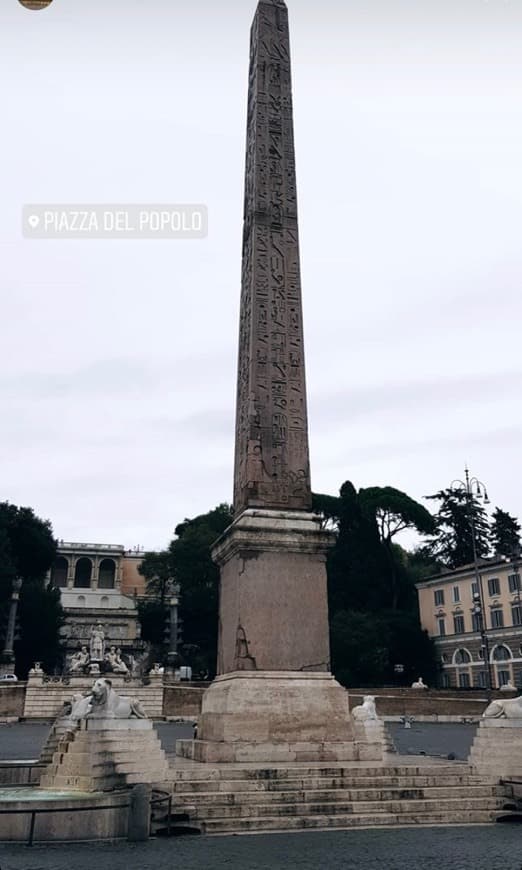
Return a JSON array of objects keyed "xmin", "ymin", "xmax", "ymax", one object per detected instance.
[
  {"xmin": 488, "ymin": 578, "xmax": 500, "ymax": 597},
  {"xmin": 441, "ymin": 673, "xmax": 451, "ymax": 688},
  {"xmin": 508, "ymin": 573, "xmax": 521, "ymax": 593},
  {"xmin": 98, "ymin": 558, "xmax": 116, "ymax": 589},
  {"xmin": 475, "ymin": 671, "xmax": 487, "ymax": 688},
  {"xmin": 452, "ymin": 586, "xmax": 460, "ymax": 603},
  {"xmin": 50, "ymin": 556, "xmax": 68, "ymax": 588},
  {"xmin": 472, "ymin": 612, "xmax": 483, "ymax": 632},
  {"xmin": 437, "ymin": 618, "xmax": 446, "ymax": 636},
  {"xmin": 434, "ymin": 589, "xmax": 445, "ymax": 606},
  {"xmin": 453, "ymin": 615, "xmax": 465, "ymax": 634},
  {"xmin": 74, "ymin": 557, "xmax": 92, "ymax": 589},
  {"xmin": 492, "ymin": 644, "xmax": 512, "ymax": 662},
  {"xmin": 491, "ymin": 608, "xmax": 504, "ymax": 628},
  {"xmin": 512, "ymin": 606, "xmax": 522, "ymax": 626},
  {"xmin": 471, "ymin": 582, "xmax": 479, "ymax": 597},
  {"xmin": 498, "ymin": 670, "xmax": 511, "ymax": 687},
  {"xmin": 458, "ymin": 672, "xmax": 471, "ymax": 688},
  {"xmin": 454, "ymin": 648, "xmax": 471, "ymax": 665}
]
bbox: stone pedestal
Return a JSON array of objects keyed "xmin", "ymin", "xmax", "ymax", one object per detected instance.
[
  {"xmin": 469, "ymin": 718, "xmax": 522, "ymax": 779},
  {"xmin": 177, "ymin": 671, "xmax": 382, "ymax": 764},
  {"xmin": 175, "ymin": 509, "xmax": 379, "ymax": 764}
]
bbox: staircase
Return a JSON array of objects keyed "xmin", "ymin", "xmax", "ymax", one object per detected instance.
[
  {"xmin": 40, "ymin": 720, "xmax": 169, "ymax": 791},
  {"xmin": 164, "ymin": 762, "xmax": 508, "ymax": 834}
]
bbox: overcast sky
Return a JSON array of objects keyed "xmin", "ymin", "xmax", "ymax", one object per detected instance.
[{"xmin": 1, "ymin": 0, "xmax": 521, "ymax": 550}]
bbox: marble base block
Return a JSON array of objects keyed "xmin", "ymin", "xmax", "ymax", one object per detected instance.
[
  {"xmin": 176, "ymin": 671, "xmax": 382, "ymax": 763},
  {"xmin": 469, "ymin": 718, "xmax": 522, "ymax": 779}
]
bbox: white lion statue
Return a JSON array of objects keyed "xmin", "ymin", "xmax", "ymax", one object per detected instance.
[
  {"xmin": 89, "ymin": 678, "xmax": 147, "ymax": 719},
  {"xmin": 483, "ymin": 694, "xmax": 522, "ymax": 719},
  {"xmin": 67, "ymin": 678, "xmax": 146, "ymax": 721},
  {"xmin": 352, "ymin": 695, "xmax": 378, "ymax": 721},
  {"xmin": 411, "ymin": 677, "xmax": 428, "ymax": 689},
  {"xmin": 69, "ymin": 692, "xmax": 93, "ymax": 720}
]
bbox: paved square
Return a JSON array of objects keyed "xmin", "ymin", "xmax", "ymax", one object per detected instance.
[{"xmin": 2, "ymin": 826, "xmax": 522, "ymax": 870}]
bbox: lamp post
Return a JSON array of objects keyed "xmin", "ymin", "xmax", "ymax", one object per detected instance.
[
  {"xmin": 508, "ymin": 546, "xmax": 521, "ymax": 688},
  {"xmin": 165, "ymin": 578, "xmax": 181, "ymax": 677},
  {"xmin": 450, "ymin": 467, "xmax": 493, "ymax": 701},
  {"xmin": 0, "ymin": 577, "xmax": 22, "ymax": 676}
]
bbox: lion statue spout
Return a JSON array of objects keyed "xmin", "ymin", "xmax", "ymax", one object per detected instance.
[
  {"xmin": 483, "ymin": 694, "xmax": 522, "ymax": 720},
  {"xmin": 70, "ymin": 678, "xmax": 147, "ymax": 721}
]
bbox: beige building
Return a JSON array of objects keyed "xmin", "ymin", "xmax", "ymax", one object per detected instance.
[
  {"xmin": 46, "ymin": 542, "xmax": 148, "ymax": 668},
  {"xmin": 416, "ymin": 556, "xmax": 522, "ymax": 689}
]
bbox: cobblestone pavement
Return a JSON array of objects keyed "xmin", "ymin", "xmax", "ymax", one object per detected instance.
[
  {"xmin": 388, "ymin": 722, "xmax": 477, "ymax": 760},
  {"xmin": 2, "ymin": 826, "xmax": 522, "ymax": 870},
  {"xmin": 0, "ymin": 721, "xmax": 476, "ymax": 761},
  {"xmin": 0, "ymin": 723, "xmax": 49, "ymax": 760}
]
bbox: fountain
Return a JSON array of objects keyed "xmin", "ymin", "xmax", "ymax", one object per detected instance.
[{"xmin": 0, "ymin": 677, "xmax": 169, "ymax": 843}]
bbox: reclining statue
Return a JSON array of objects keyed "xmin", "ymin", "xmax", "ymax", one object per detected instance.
[
  {"xmin": 68, "ymin": 678, "xmax": 146, "ymax": 721},
  {"xmin": 411, "ymin": 677, "xmax": 428, "ymax": 689},
  {"xmin": 483, "ymin": 694, "xmax": 522, "ymax": 719},
  {"xmin": 352, "ymin": 695, "xmax": 379, "ymax": 721}
]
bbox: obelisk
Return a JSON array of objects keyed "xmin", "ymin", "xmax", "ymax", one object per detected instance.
[{"xmin": 177, "ymin": 0, "xmax": 367, "ymax": 764}]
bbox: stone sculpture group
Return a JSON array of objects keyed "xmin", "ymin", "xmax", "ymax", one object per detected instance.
[{"xmin": 68, "ymin": 624, "xmax": 129, "ymax": 675}]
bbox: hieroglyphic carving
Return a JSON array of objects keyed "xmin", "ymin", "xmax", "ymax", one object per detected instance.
[{"xmin": 233, "ymin": 0, "xmax": 311, "ymax": 514}]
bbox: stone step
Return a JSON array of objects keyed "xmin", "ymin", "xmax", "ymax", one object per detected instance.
[
  {"xmin": 171, "ymin": 784, "xmax": 502, "ymax": 806},
  {"xmin": 185, "ymin": 796, "xmax": 502, "ymax": 821},
  {"xmin": 168, "ymin": 773, "xmax": 486, "ymax": 793},
  {"xmin": 168, "ymin": 763, "xmax": 472, "ymax": 782},
  {"xmin": 198, "ymin": 809, "xmax": 500, "ymax": 834}
]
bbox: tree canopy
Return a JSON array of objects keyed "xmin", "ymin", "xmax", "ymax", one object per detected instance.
[
  {"xmin": 325, "ymin": 481, "xmax": 438, "ymax": 685},
  {"xmin": 425, "ymin": 488, "xmax": 491, "ymax": 568},
  {"xmin": 490, "ymin": 507, "xmax": 521, "ymax": 558},
  {"xmin": 138, "ymin": 503, "xmax": 233, "ymax": 676},
  {"xmin": 0, "ymin": 502, "xmax": 63, "ymax": 677}
]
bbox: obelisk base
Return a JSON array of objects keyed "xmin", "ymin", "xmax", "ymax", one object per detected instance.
[
  {"xmin": 176, "ymin": 671, "xmax": 382, "ymax": 763},
  {"xmin": 211, "ymin": 509, "xmax": 335, "ymax": 674}
]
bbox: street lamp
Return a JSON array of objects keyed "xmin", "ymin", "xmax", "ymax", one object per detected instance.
[
  {"xmin": 507, "ymin": 546, "xmax": 521, "ymax": 688},
  {"xmin": 450, "ymin": 467, "xmax": 493, "ymax": 701},
  {"xmin": 165, "ymin": 578, "xmax": 182, "ymax": 677},
  {"xmin": 0, "ymin": 577, "xmax": 22, "ymax": 676}
]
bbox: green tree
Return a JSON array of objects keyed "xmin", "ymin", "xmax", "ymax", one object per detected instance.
[
  {"xmin": 137, "ymin": 550, "xmax": 173, "ymax": 653},
  {"xmin": 311, "ymin": 492, "xmax": 341, "ymax": 531},
  {"xmin": 359, "ymin": 486, "xmax": 435, "ymax": 609},
  {"xmin": 490, "ymin": 507, "xmax": 521, "ymax": 558},
  {"xmin": 137, "ymin": 504, "xmax": 233, "ymax": 675},
  {"xmin": 322, "ymin": 481, "xmax": 438, "ymax": 686},
  {"xmin": 138, "ymin": 550, "xmax": 172, "ymax": 604},
  {"xmin": 171, "ymin": 504, "xmax": 233, "ymax": 676},
  {"xmin": 326, "ymin": 481, "xmax": 389, "ymax": 614},
  {"xmin": 136, "ymin": 598, "xmax": 168, "ymax": 647},
  {"xmin": 330, "ymin": 610, "xmax": 389, "ymax": 686},
  {"xmin": 330, "ymin": 609, "xmax": 437, "ymax": 688},
  {"xmin": 0, "ymin": 502, "xmax": 63, "ymax": 677},
  {"xmin": 425, "ymin": 488, "xmax": 491, "ymax": 568}
]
